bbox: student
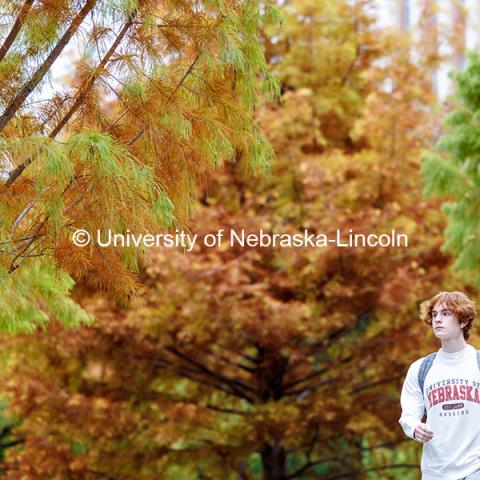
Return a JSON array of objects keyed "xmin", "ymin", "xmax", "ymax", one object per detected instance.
[{"xmin": 399, "ymin": 291, "xmax": 480, "ymax": 480}]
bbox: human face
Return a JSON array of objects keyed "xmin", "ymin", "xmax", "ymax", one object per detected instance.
[{"xmin": 431, "ymin": 302, "xmax": 463, "ymax": 339}]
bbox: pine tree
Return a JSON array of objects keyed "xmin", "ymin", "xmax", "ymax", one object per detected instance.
[
  {"xmin": 1, "ymin": 1, "xmax": 470, "ymax": 479},
  {"xmin": 0, "ymin": 0, "xmax": 283, "ymax": 332},
  {"xmin": 421, "ymin": 51, "xmax": 480, "ymax": 288}
]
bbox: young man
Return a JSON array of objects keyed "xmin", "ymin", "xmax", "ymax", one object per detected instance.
[{"xmin": 399, "ymin": 291, "xmax": 480, "ymax": 480}]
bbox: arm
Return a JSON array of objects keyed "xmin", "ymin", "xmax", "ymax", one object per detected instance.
[{"xmin": 398, "ymin": 360, "xmax": 425, "ymax": 440}]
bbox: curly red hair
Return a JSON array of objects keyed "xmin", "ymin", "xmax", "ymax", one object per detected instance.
[
  {"xmin": 420, "ymin": 292, "xmax": 476, "ymax": 340},
  {"xmin": 420, "ymin": 291, "xmax": 476, "ymax": 340}
]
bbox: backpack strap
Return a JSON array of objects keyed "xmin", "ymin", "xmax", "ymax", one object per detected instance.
[
  {"xmin": 418, "ymin": 352, "xmax": 437, "ymax": 399},
  {"xmin": 477, "ymin": 349, "xmax": 480, "ymax": 373}
]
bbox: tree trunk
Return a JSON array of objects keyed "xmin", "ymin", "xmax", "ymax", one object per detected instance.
[{"xmin": 260, "ymin": 442, "xmax": 287, "ymax": 480}]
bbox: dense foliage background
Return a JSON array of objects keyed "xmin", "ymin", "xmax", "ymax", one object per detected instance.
[{"xmin": 0, "ymin": 0, "xmax": 479, "ymax": 479}]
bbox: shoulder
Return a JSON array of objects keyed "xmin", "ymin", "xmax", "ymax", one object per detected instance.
[
  {"xmin": 410, "ymin": 356, "xmax": 425, "ymax": 371},
  {"xmin": 467, "ymin": 344, "xmax": 480, "ymax": 359},
  {"xmin": 403, "ymin": 357, "xmax": 422, "ymax": 377},
  {"xmin": 407, "ymin": 353, "xmax": 436, "ymax": 376},
  {"xmin": 467, "ymin": 343, "xmax": 479, "ymax": 353}
]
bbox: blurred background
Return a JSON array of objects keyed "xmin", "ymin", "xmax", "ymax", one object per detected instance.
[{"xmin": 0, "ymin": 0, "xmax": 479, "ymax": 479}]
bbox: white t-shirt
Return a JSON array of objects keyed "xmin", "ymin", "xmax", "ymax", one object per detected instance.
[{"xmin": 399, "ymin": 344, "xmax": 480, "ymax": 480}]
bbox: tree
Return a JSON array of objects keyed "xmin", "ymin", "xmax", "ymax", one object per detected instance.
[
  {"xmin": 422, "ymin": 51, "xmax": 480, "ymax": 288},
  {"xmin": 0, "ymin": 0, "xmax": 282, "ymax": 332},
  {"xmin": 2, "ymin": 1, "xmax": 472, "ymax": 479},
  {"xmin": 0, "ymin": 400, "xmax": 20, "ymax": 474}
]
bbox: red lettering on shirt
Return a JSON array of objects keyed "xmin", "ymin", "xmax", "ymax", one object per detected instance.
[
  {"xmin": 466, "ymin": 386, "xmax": 474, "ymax": 402},
  {"xmin": 438, "ymin": 388, "xmax": 445, "ymax": 403},
  {"xmin": 453, "ymin": 385, "xmax": 459, "ymax": 400},
  {"xmin": 445, "ymin": 386, "xmax": 452, "ymax": 401}
]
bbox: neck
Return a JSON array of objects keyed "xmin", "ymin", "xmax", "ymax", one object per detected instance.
[{"xmin": 441, "ymin": 336, "xmax": 468, "ymax": 353}]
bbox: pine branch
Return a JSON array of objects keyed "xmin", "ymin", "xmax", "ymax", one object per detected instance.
[
  {"xmin": 172, "ymin": 368, "xmax": 250, "ymax": 401},
  {"xmin": 217, "ymin": 353, "xmax": 256, "ymax": 373},
  {"xmin": 283, "ymin": 377, "xmax": 335, "ymax": 397},
  {"xmin": 9, "ymin": 185, "xmax": 52, "ymax": 240},
  {"xmin": 0, "ymin": 0, "xmax": 97, "ymax": 134},
  {"xmin": 288, "ymin": 439, "xmax": 414, "ymax": 479},
  {"xmin": 5, "ymin": 15, "xmax": 133, "ymax": 187},
  {"xmin": 311, "ymin": 311, "xmax": 372, "ymax": 348},
  {"xmin": 165, "ymin": 346, "xmax": 256, "ymax": 402},
  {"xmin": 282, "ymin": 367, "xmax": 329, "ymax": 390},
  {"xmin": 184, "ymin": 339, "xmax": 258, "ymax": 374},
  {"xmin": 149, "ymin": 353, "xmax": 255, "ymax": 403},
  {"xmin": 204, "ymin": 403, "xmax": 249, "ymax": 415},
  {"xmin": 288, "ymin": 456, "xmax": 334, "ymax": 479},
  {"xmin": 6, "ymin": 174, "xmax": 88, "ymax": 272},
  {"xmin": 49, "ymin": 18, "xmax": 134, "ymax": 138},
  {"xmin": 0, "ymin": 0, "xmax": 34, "ymax": 63},
  {"xmin": 8, "ymin": 216, "xmax": 49, "ymax": 273},
  {"xmin": 128, "ymin": 43, "xmax": 206, "ymax": 146},
  {"xmin": 6, "ymin": 33, "xmax": 208, "ymax": 268},
  {"xmin": 349, "ymin": 373, "xmax": 403, "ymax": 394},
  {"xmin": 0, "ymin": 438, "xmax": 24, "ymax": 449}
]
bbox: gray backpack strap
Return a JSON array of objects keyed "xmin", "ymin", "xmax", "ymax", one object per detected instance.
[
  {"xmin": 418, "ymin": 352, "xmax": 437, "ymax": 398},
  {"xmin": 477, "ymin": 349, "xmax": 480, "ymax": 372}
]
